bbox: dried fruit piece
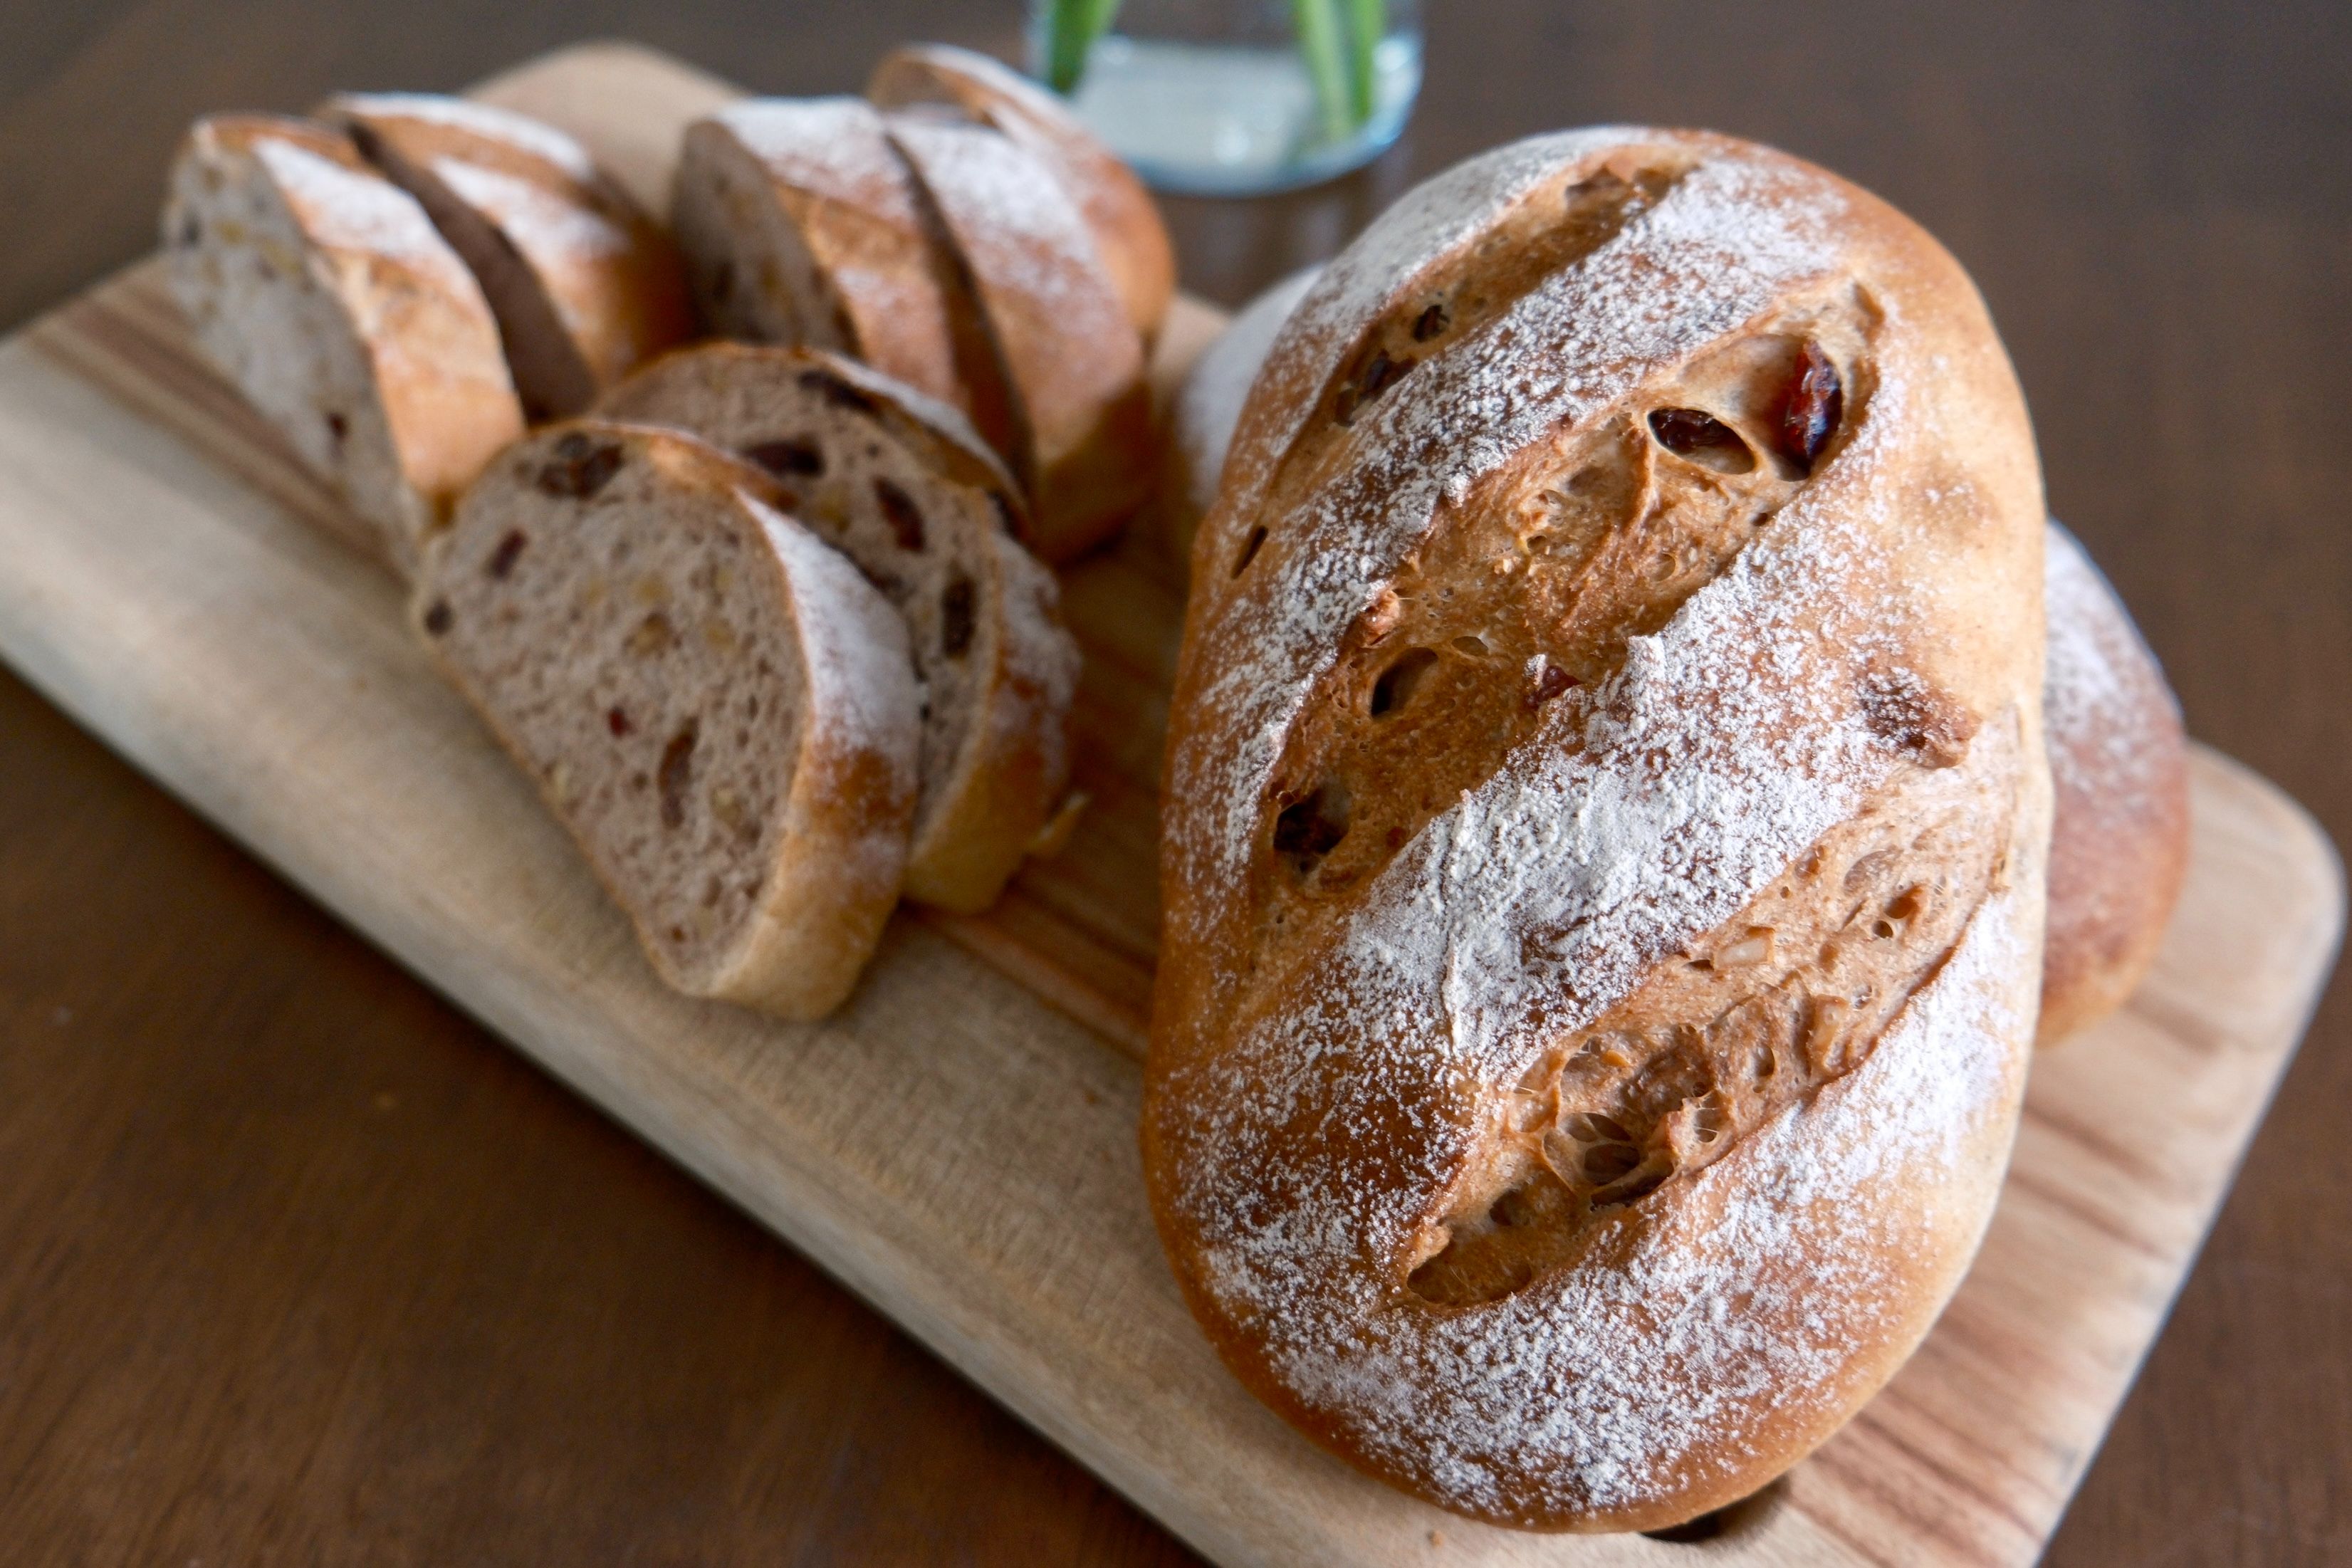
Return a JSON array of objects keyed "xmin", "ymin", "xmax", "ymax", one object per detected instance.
[
  {"xmin": 487, "ymin": 529, "xmax": 527, "ymax": 580},
  {"xmin": 1777, "ymin": 341, "xmax": 1844, "ymax": 471},
  {"xmin": 874, "ymin": 478, "xmax": 926, "ymax": 551},
  {"xmin": 742, "ymin": 438, "xmax": 825, "ymax": 479},
  {"xmin": 535, "ymin": 432, "xmax": 625, "ymax": 499},
  {"xmin": 1524, "ymin": 659, "xmax": 1578, "ymax": 709},
  {"xmin": 1647, "ymin": 407, "xmax": 1753, "ymax": 472},
  {"xmin": 1336, "ymin": 348, "xmax": 1415, "ymax": 425},
  {"xmin": 1370, "ymin": 648, "xmax": 1438, "ymax": 717},
  {"xmin": 1412, "ymin": 302, "xmax": 1451, "ymax": 341}
]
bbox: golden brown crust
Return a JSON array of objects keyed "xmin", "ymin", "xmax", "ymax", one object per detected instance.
[
  {"xmin": 163, "ymin": 113, "xmax": 524, "ymax": 574},
  {"xmin": 884, "ymin": 113, "xmax": 1155, "ymax": 563},
  {"xmin": 1146, "ymin": 128, "xmax": 2048, "ymax": 1531},
  {"xmin": 328, "ymin": 94, "xmax": 694, "ymax": 418},
  {"xmin": 2037, "ymin": 522, "xmax": 2190, "ymax": 1043},
  {"xmin": 868, "ymin": 43, "xmax": 1176, "ymax": 346}
]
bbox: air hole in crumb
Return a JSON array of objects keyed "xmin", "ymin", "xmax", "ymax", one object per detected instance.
[
  {"xmin": 1412, "ymin": 302, "xmax": 1451, "ymax": 340},
  {"xmin": 1370, "ymin": 647, "xmax": 1438, "ymax": 718},
  {"xmin": 324, "ymin": 410, "xmax": 347, "ymax": 444},
  {"xmin": 1272, "ymin": 782, "xmax": 1350, "ymax": 867},
  {"xmin": 1233, "ymin": 526, "xmax": 1268, "ymax": 577},
  {"xmin": 1582, "ymin": 1143, "xmax": 1642, "ymax": 1183},
  {"xmin": 1564, "ymin": 1112, "xmax": 1632, "ymax": 1144},
  {"xmin": 422, "ymin": 600, "xmax": 452, "ymax": 636},
  {"xmin": 1648, "ymin": 407, "xmax": 1756, "ymax": 474},
  {"xmin": 487, "ymin": 529, "xmax": 527, "ymax": 580},
  {"xmin": 941, "ymin": 575, "xmax": 976, "ymax": 659},
  {"xmin": 1451, "ymin": 634, "xmax": 1488, "ymax": 657},
  {"xmin": 1594, "ymin": 1166, "xmax": 1668, "ymax": 1207},
  {"xmin": 657, "ymin": 721, "xmax": 699, "ymax": 830}
]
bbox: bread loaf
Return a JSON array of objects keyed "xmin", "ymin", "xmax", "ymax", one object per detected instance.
[
  {"xmin": 670, "ymin": 99, "xmax": 991, "ymax": 434},
  {"xmin": 416, "ymin": 421, "xmax": 919, "ymax": 1019},
  {"xmin": 600, "ymin": 343, "xmax": 1081, "ymax": 912},
  {"xmin": 2039, "ymin": 522, "xmax": 2189, "ymax": 1042},
  {"xmin": 163, "ymin": 114, "xmax": 524, "ymax": 573},
  {"xmin": 884, "ymin": 113, "xmax": 1154, "ymax": 563},
  {"xmin": 1145, "ymin": 130, "xmax": 2049, "ymax": 1531},
  {"xmin": 868, "ymin": 42, "xmax": 1175, "ymax": 345},
  {"xmin": 1174, "ymin": 278, "xmax": 2190, "ymax": 1048},
  {"xmin": 329, "ymin": 93, "xmax": 693, "ymax": 418}
]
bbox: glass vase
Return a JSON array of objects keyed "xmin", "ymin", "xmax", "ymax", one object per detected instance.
[{"xmin": 1028, "ymin": 0, "xmax": 1422, "ymax": 196}]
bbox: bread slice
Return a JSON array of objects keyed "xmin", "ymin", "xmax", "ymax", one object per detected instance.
[
  {"xmin": 669, "ymin": 97, "xmax": 1011, "ymax": 449},
  {"xmin": 163, "ymin": 113, "xmax": 524, "ymax": 573},
  {"xmin": 328, "ymin": 93, "xmax": 694, "ymax": 419},
  {"xmin": 415, "ymin": 420, "xmax": 920, "ymax": 1019},
  {"xmin": 885, "ymin": 113, "xmax": 1154, "ymax": 562},
  {"xmin": 601, "ymin": 344, "xmax": 1082, "ymax": 913},
  {"xmin": 868, "ymin": 43, "xmax": 1174, "ymax": 345}
]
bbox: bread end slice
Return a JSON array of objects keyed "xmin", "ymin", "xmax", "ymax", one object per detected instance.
[{"xmin": 162, "ymin": 113, "xmax": 523, "ymax": 574}]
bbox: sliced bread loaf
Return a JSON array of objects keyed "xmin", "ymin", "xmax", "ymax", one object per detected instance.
[
  {"xmin": 163, "ymin": 113, "xmax": 524, "ymax": 573},
  {"xmin": 415, "ymin": 420, "xmax": 920, "ymax": 1019},
  {"xmin": 669, "ymin": 98, "xmax": 1013, "ymax": 449},
  {"xmin": 329, "ymin": 93, "xmax": 694, "ymax": 419},
  {"xmin": 868, "ymin": 43, "xmax": 1174, "ymax": 345},
  {"xmin": 885, "ymin": 113, "xmax": 1154, "ymax": 562},
  {"xmin": 601, "ymin": 344, "xmax": 1081, "ymax": 913}
]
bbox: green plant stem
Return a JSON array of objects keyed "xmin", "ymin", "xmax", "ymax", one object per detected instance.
[
  {"xmin": 1045, "ymin": 0, "xmax": 1122, "ymax": 94},
  {"xmin": 1345, "ymin": 0, "xmax": 1384, "ymax": 122},
  {"xmin": 1293, "ymin": 0, "xmax": 1353, "ymax": 142}
]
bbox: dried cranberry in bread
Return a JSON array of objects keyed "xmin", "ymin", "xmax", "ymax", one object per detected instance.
[
  {"xmin": 1174, "ymin": 278, "xmax": 2188, "ymax": 1047},
  {"xmin": 885, "ymin": 113, "xmax": 1154, "ymax": 563},
  {"xmin": 1145, "ymin": 130, "xmax": 2050, "ymax": 1531},
  {"xmin": 669, "ymin": 99, "xmax": 994, "ymax": 438},
  {"xmin": 600, "ymin": 343, "xmax": 1081, "ymax": 913},
  {"xmin": 867, "ymin": 43, "xmax": 1175, "ymax": 345},
  {"xmin": 2039, "ymin": 522, "xmax": 2188, "ymax": 1043},
  {"xmin": 416, "ymin": 422, "xmax": 919, "ymax": 1020},
  {"xmin": 163, "ymin": 114, "xmax": 523, "ymax": 574},
  {"xmin": 328, "ymin": 94, "xmax": 693, "ymax": 419}
]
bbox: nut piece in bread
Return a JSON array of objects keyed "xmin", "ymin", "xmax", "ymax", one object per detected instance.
[
  {"xmin": 868, "ymin": 42, "xmax": 1175, "ymax": 345},
  {"xmin": 600, "ymin": 344, "xmax": 1082, "ymax": 913},
  {"xmin": 1146, "ymin": 129, "xmax": 2049, "ymax": 1531},
  {"xmin": 2039, "ymin": 521, "xmax": 2190, "ymax": 1043},
  {"xmin": 416, "ymin": 421, "xmax": 919, "ymax": 1020},
  {"xmin": 329, "ymin": 93, "xmax": 694, "ymax": 419},
  {"xmin": 163, "ymin": 114, "xmax": 524, "ymax": 573},
  {"xmin": 669, "ymin": 98, "xmax": 998, "ymax": 439},
  {"xmin": 886, "ymin": 113, "xmax": 1154, "ymax": 563}
]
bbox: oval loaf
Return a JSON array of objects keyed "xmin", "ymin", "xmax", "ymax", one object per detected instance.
[
  {"xmin": 1174, "ymin": 274, "xmax": 2190, "ymax": 1045},
  {"xmin": 1146, "ymin": 129, "xmax": 2050, "ymax": 1531}
]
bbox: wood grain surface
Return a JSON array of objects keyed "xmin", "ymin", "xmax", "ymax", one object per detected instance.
[{"xmin": 0, "ymin": 6, "xmax": 2345, "ymax": 1566}]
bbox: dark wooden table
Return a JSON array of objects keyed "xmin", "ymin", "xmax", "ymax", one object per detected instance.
[{"xmin": 2, "ymin": 2, "xmax": 2345, "ymax": 1562}]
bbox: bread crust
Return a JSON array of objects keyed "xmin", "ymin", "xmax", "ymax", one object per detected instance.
[
  {"xmin": 329, "ymin": 94, "xmax": 694, "ymax": 418},
  {"xmin": 885, "ymin": 114, "xmax": 1154, "ymax": 563},
  {"xmin": 1145, "ymin": 129, "xmax": 2049, "ymax": 1531},
  {"xmin": 867, "ymin": 43, "xmax": 1175, "ymax": 346},
  {"xmin": 2038, "ymin": 522, "xmax": 2190, "ymax": 1042},
  {"xmin": 164, "ymin": 114, "xmax": 523, "ymax": 574},
  {"xmin": 598, "ymin": 343, "xmax": 1082, "ymax": 913},
  {"xmin": 671, "ymin": 99, "xmax": 975, "ymax": 424},
  {"xmin": 415, "ymin": 421, "xmax": 919, "ymax": 1020}
]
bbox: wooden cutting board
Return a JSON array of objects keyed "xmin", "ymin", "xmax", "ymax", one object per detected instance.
[{"xmin": 0, "ymin": 41, "xmax": 2337, "ymax": 1568}]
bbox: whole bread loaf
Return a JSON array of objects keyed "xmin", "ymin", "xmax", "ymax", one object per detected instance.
[
  {"xmin": 1172, "ymin": 276, "xmax": 2190, "ymax": 1047},
  {"xmin": 163, "ymin": 115, "xmax": 524, "ymax": 573},
  {"xmin": 2039, "ymin": 522, "xmax": 2190, "ymax": 1042},
  {"xmin": 1146, "ymin": 129, "xmax": 2049, "ymax": 1531}
]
